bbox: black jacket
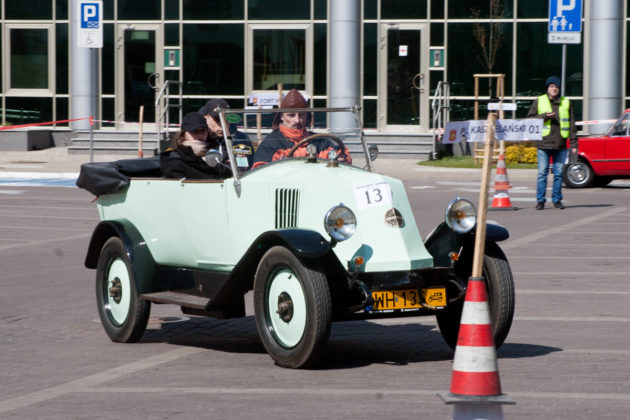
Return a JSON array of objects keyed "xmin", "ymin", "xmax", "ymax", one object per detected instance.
[{"xmin": 160, "ymin": 146, "xmax": 228, "ymax": 179}]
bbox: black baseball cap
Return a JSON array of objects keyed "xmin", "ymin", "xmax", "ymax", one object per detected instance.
[
  {"xmin": 199, "ymin": 98, "xmax": 230, "ymax": 118},
  {"xmin": 181, "ymin": 112, "xmax": 208, "ymax": 132}
]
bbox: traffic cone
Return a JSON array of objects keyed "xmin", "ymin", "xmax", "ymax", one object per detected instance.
[
  {"xmin": 490, "ymin": 154, "xmax": 517, "ymax": 210},
  {"xmin": 438, "ymin": 277, "xmax": 514, "ymax": 419}
]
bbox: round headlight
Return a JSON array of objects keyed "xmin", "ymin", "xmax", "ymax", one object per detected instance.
[
  {"xmin": 324, "ymin": 204, "xmax": 356, "ymax": 242},
  {"xmin": 445, "ymin": 198, "xmax": 477, "ymax": 234}
]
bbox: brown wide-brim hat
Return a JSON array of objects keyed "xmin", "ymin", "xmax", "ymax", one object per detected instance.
[{"xmin": 273, "ymin": 89, "xmax": 308, "ymax": 129}]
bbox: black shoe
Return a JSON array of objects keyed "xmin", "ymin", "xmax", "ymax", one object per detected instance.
[
  {"xmin": 536, "ymin": 201, "xmax": 545, "ymax": 210},
  {"xmin": 553, "ymin": 201, "xmax": 565, "ymax": 209}
]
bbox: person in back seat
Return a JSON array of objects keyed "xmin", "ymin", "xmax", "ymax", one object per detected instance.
[
  {"xmin": 199, "ymin": 98, "xmax": 254, "ymax": 170},
  {"xmin": 160, "ymin": 112, "xmax": 230, "ymax": 179}
]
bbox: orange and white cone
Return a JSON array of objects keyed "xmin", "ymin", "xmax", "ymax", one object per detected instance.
[
  {"xmin": 438, "ymin": 277, "xmax": 514, "ymax": 419},
  {"xmin": 490, "ymin": 154, "xmax": 517, "ymax": 211}
]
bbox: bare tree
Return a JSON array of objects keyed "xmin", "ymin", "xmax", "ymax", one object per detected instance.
[{"xmin": 471, "ymin": 0, "xmax": 506, "ymax": 95}]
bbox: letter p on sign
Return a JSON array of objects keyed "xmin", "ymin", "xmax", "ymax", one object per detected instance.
[
  {"xmin": 81, "ymin": 3, "xmax": 99, "ymax": 28},
  {"xmin": 557, "ymin": 0, "xmax": 576, "ymax": 16}
]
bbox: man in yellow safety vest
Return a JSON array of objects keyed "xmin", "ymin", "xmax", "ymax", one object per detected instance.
[{"xmin": 527, "ymin": 76, "xmax": 577, "ymax": 210}]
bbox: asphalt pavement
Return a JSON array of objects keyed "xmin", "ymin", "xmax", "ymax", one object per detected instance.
[{"xmin": 2, "ymin": 147, "xmax": 629, "ymax": 419}]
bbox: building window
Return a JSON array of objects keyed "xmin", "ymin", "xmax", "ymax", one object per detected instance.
[
  {"xmin": 10, "ymin": 28, "xmax": 50, "ymax": 90},
  {"xmin": 117, "ymin": 0, "xmax": 160, "ymax": 20},
  {"xmin": 6, "ymin": 0, "xmax": 52, "ymax": 20},
  {"xmin": 183, "ymin": 24, "xmax": 244, "ymax": 95},
  {"xmin": 182, "ymin": 0, "xmax": 244, "ymax": 20},
  {"xmin": 253, "ymin": 29, "xmax": 305, "ymax": 91},
  {"xmin": 382, "ymin": 0, "xmax": 427, "ymax": 19},
  {"xmin": 248, "ymin": 0, "xmax": 309, "ymax": 20}
]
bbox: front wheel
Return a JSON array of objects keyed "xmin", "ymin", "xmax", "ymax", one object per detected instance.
[
  {"xmin": 253, "ymin": 246, "xmax": 332, "ymax": 368},
  {"xmin": 563, "ymin": 161, "xmax": 594, "ymax": 188},
  {"xmin": 436, "ymin": 242, "xmax": 515, "ymax": 350},
  {"xmin": 96, "ymin": 237, "xmax": 150, "ymax": 343}
]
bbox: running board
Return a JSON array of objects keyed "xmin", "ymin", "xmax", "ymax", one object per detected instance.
[{"xmin": 140, "ymin": 291, "xmax": 209, "ymax": 310}]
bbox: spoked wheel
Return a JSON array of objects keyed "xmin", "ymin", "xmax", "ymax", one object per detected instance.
[
  {"xmin": 96, "ymin": 237, "xmax": 150, "ymax": 343},
  {"xmin": 254, "ymin": 246, "xmax": 331, "ymax": 368},
  {"xmin": 436, "ymin": 242, "xmax": 515, "ymax": 350}
]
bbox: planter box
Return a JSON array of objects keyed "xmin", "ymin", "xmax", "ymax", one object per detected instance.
[{"xmin": 0, "ymin": 130, "xmax": 54, "ymax": 151}]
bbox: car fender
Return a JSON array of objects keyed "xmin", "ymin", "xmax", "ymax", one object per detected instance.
[
  {"xmin": 85, "ymin": 220, "xmax": 157, "ymax": 293},
  {"xmin": 424, "ymin": 222, "xmax": 509, "ymax": 267},
  {"xmin": 227, "ymin": 229, "xmax": 334, "ymax": 292}
]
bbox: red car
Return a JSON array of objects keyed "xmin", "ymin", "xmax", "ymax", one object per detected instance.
[{"xmin": 564, "ymin": 109, "xmax": 630, "ymax": 188}]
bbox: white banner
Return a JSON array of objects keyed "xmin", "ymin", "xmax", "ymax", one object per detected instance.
[{"xmin": 442, "ymin": 119, "xmax": 543, "ymax": 144}]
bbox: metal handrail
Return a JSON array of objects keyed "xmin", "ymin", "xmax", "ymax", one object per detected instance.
[
  {"xmin": 431, "ymin": 81, "xmax": 451, "ymax": 160},
  {"xmin": 154, "ymin": 80, "xmax": 183, "ymax": 154}
]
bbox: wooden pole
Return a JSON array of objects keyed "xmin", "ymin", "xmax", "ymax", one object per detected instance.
[
  {"xmin": 498, "ymin": 75, "xmax": 506, "ymax": 155},
  {"xmin": 256, "ymin": 104, "xmax": 262, "ymax": 146},
  {"xmin": 277, "ymin": 83, "xmax": 284, "ymax": 104},
  {"xmin": 471, "ymin": 112, "xmax": 497, "ymax": 278},
  {"xmin": 138, "ymin": 105, "xmax": 144, "ymax": 158}
]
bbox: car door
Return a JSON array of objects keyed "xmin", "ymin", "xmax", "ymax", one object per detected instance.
[
  {"xmin": 181, "ymin": 180, "xmax": 232, "ymax": 271},
  {"xmin": 602, "ymin": 112, "xmax": 630, "ymax": 174}
]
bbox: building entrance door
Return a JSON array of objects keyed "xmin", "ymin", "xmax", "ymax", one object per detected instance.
[
  {"xmin": 379, "ymin": 24, "xmax": 429, "ymax": 131},
  {"xmin": 116, "ymin": 24, "xmax": 163, "ymax": 128}
]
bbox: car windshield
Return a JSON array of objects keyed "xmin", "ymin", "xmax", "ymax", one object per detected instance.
[
  {"xmin": 216, "ymin": 106, "xmax": 374, "ymax": 179},
  {"xmin": 607, "ymin": 113, "xmax": 629, "ymax": 137}
]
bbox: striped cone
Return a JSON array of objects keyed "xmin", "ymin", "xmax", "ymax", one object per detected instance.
[
  {"xmin": 490, "ymin": 154, "xmax": 517, "ymax": 210},
  {"xmin": 438, "ymin": 277, "xmax": 514, "ymax": 419}
]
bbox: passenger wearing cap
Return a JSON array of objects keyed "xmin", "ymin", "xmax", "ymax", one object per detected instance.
[
  {"xmin": 160, "ymin": 112, "xmax": 230, "ymax": 179},
  {"xmin": 199, "ymin": 98, "xmax": 254, "ymax": 170},
  {"xmin": 527, "ymin": 76, "xmax": 577, "ymax": 210},
  {"xmin": 252, "ymin": 89, "xmax": 352, "ymax": 169}
]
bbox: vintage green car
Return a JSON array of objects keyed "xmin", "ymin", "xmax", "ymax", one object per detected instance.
[{"xmin": 78, "ymin": 107, "xmax": 514, "ymax": 368}]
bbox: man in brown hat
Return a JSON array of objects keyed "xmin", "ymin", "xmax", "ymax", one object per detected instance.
[{"xmin": 252, "ymin": 89, "xmax": 351, "ymax": 168}]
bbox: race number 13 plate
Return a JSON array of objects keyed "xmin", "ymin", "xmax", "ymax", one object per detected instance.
[{"xmin": 353, "ymin": 182, "xmax": 392, "ymax": 210}]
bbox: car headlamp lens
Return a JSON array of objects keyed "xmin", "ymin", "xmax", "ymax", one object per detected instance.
[
  {"xmin": 324, "ymin": 205, "xmax": 356, "ymax": 242},
  {"xmin": 445, "ymin": 198, "xmax": 477, "ymax": 233}
]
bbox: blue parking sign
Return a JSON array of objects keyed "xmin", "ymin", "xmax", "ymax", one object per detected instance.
[
  {"xmin": 548, "ymin": 0, "xmax": 582, "ymax": 32},
  {"xmin": 81, "ymin": 3, "xmax": 100, "ymax": 29}
]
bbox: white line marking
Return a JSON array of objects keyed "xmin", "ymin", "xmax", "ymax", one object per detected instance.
[
  {"xmin": 515, "ymin": 316, "xmax": 630, "ymax": 322},
  {"xmin": 78, "ymin": 387, "xmax": 630, "ymax": 402},
  {"xmin": 408, "ymin": 186, "xmax": 435, "ymax": 190},
  {"xmin": 0, "ymin": 225, "xmax": 88, "ymax": 231},
  {"xmin": 0, "ymin": 348, "xmax": 202, "ymax": 414},
  {"xmin": 514, "ymin": 272, "xmax": 628, "ymax": 275},
  {"xmin": 510, "ymin": 256, "xmax": 630, "ymax": 259},
  {"xmin": 0, "ymin": 214, "xmax": 96, "ymax": 221},
  {"xmin": 0, "ymin": 204, "xmax": 94, "ymax": 211},
  {"xmin": 501, "ymin": 207, "xmax": 627, "ymax": 250},
  {"xmin": 517, "ymin": 290, "xmax": 630, "ymax": 295},
  {"xmin": 0, "ymin": 233, "xmax": 92, "ymax": 251},
  {"xmin": 0, "ymin": 190, "xmax": 24, "ymax": 195}
]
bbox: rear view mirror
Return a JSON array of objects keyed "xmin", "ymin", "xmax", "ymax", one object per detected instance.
[{"xmin": 368, "ymin": 144, "xmax": 379, "ymax": 161}]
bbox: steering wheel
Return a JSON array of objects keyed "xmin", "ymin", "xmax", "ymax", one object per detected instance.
[{"xmin": 287, "ymin": 133, "xmax": 348, "ymax": 161}]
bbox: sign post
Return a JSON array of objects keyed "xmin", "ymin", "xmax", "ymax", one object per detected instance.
[
  {"xmin": 77, "ymin": 1, "xmax": 103, "ymax": 48},
  {"xmin": 72, "ymin": 0, "xmax": 102, "ymax": 156},
  {"xmin": 548, "ymin": 0, "xmax": 583, "ymax": 94}
]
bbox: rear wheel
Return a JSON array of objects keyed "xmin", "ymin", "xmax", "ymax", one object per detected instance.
[
  {"xmin": 96, "ymin": 237, "xmax": 150, "ymax": 343},
  {"xmin": 254, "ymin": 246, "xmax": 332, "ymax": 368},
  {"xmin": 436, "ymin": 242, "xmax": 515, "ymax": 350},
  {"xmin": 563, "ymin": 161, "xmax": 594, "ymax": 188}
]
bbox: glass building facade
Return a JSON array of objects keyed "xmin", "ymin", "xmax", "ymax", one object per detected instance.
[{"xmin": 0, "ymin": 0, "xmax": 628, "ymax": 131}]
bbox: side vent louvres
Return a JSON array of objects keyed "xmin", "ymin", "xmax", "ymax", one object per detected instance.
[{"xmin": 275, "ymin": 188, "xmax": 300, "ymax": 229}]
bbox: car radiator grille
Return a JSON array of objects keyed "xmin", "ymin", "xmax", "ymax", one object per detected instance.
[{"xmin": 275, "ymin": 188, "xmax": 300, "ymax": 228}]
